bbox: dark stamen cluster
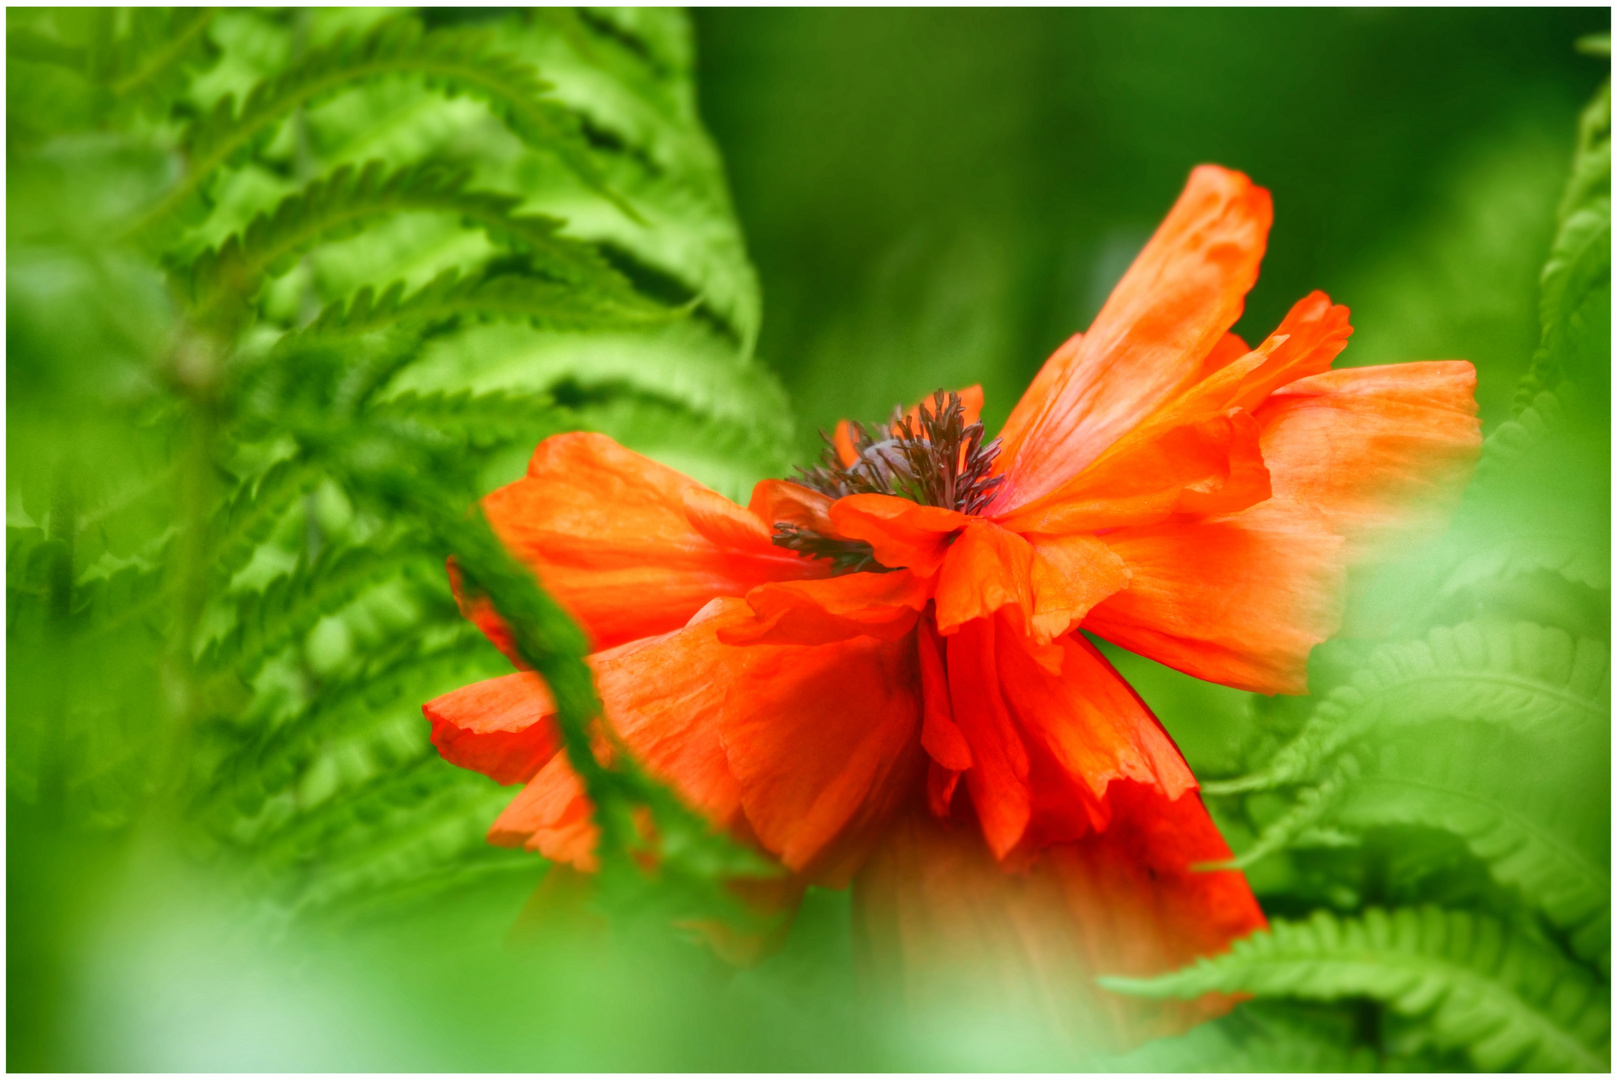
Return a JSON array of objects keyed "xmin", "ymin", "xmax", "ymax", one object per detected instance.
[{"xmin": 770, "ymin": 390, "xmax": 1004, "ymax": 572}]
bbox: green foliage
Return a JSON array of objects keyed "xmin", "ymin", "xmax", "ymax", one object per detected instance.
[
  {"xmin": 6, "ymin": 5, "xmax": 788, "ymax": 934},
  {"xmin": 7, "ymin": 9, "xmax": 1609, "ymax": 1072},
  {"xmin": 1104, "ymin": 907, "xmax": 1611, "ymax": 1072},
  {"xmin": 1112, "ymin": 66, "xmax": 1612, "ymax": 1073}
]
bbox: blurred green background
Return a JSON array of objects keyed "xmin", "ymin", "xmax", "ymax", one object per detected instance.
[
  {"xmin": 699, "ymin": 7, "xmax": 1606, "ymax": 434},
  {"xmin": 8, "ymin": 7, "xmax": 1609, "ymax": 1072}
]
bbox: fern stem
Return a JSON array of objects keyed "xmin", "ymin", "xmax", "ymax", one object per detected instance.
[{"xmin": 109, "ymin": 8, "xmax": 217, "ymax": 99}]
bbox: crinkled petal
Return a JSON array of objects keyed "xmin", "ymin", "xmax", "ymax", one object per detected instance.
[
  {"xmin": 946, "ymin": 617, "xmax": 1032, "ymax": 859},
  {"xmin": 829, "ymin": 493, "xmax": 970, "ymax": 575},
  {"xmin": 469, "ymin": 433, "xmax": 824, "ymax": 656},
  {"xmin": 993, "ymin": 294, "xmax": 1350, "ymax": 535},
  {"xmin": 1254, "ymin": 361, "xmax": 1482, "ymax": 560},
  {"xmin": 852, "ymin": 791, "xmax": 1266, "ymax": 1053},
  {"xmin": 485, "ymin": 611, "xmax": 754, "ymax": 862},
  {"xmin": 749, "ymin": 479, "xmax": 836, "ymax": 535},
  {"xmin": 1084, "ymin": 500, "xmax": 1347, "ymax": 694},
  {"xmin": 424, "ymin": 671, "xmax": 559, "ymax": 786},
  {"xmin": 1001, "ymin": 632, "xmax": 1196, "ymax": 812},
  {"xmin": 995, "ymin": 408, "xmax": 1271, "ymax": 535},
  {"xmin": 934, "ymin": 520, "xmax": 1036, "ymax": 637},
  {"xmin": 1028, "ymin": 534, "xmax": 1132, "ymax": 642},
  {"xmin": 720, "ymin": 628, "xmax": 925, "ymax": 885},
  {"xmin": 992, "ymin": 167, "xmax": 1273, "ymax": 512},
  {"xmin": 490, "ymin": 753, "xmax": 600, "ymax": 869},
  {"xmin": 720, "ymin": 569, "xmax": 931, "ymax": 646},
  {"xmin": 486, "ymin": 599, "xmax": 925, "ymax": 885}
]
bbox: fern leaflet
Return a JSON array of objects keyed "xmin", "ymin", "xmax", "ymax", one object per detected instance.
[{"xmin": 1102, "ymin": 907, "xmax": 1611, "ymax": 1072}]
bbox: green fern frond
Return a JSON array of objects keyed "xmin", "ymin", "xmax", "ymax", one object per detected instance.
[
  {"xmin": 1205, "ymin": 621, "xmax": 1608, "ymax": 796},
  {"xmin": 1094, "ymin": 1002, "xmax": 1380, "ymax": 1073},
  {"xmin": 1334, "ymin": 721, "xmax": 1611, "ymax": 975},
  {"xmin": 108, "ymin": 7, "xmax": 220, "ymax": 113},
  {"xmin": 283, "ymin": 268, "xmax": 675, "ymax": 351},
  {"xmin": 206, "ymin": 456, "xmax": 320, "ymax": 585},
  {"xmin": 180, "ymin": 160, "xmax": 654, "ymax": 331},
  {"xmin": 199, "ymin": 541, "xmax": 430, "ymax": 678},
  {"xmin": 1517, "ymin": 79, "xmax": 1610, "ymax": 411},
  {"xmin": 1208, "ymin": 622, "xmax": 1611, "ymax": 970},
  {"xmin": 366, "ymin": 389, "xmax": 566, "ymax": 450},
  {"xmin": 134, "ymin": 16, "xmax": 626, "ymax": 240},
  {"xmin": 201, "ymin": 623, "xmax": 493, "ymax": 822},
  {"xmin": 1204, "ymin": 756, "xmax": 1363, "ymax": 870},
  {"xmin": 1103, "ymin": 906, "xmax": 1611, "ymax": 1072}
]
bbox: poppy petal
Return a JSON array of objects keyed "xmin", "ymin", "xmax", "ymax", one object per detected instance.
[
  {"xmin": 749, "ymin": 479, "xmax": 837, "ymax": 536},
  {"xmin": 995, "ymin": 407, "xmax": 1272, "ymax": 535},
  {"xmin": 1084, "ymin": 500, "xmax": 1348, "ymax": 694},
  {"xmin": 720, "ymin": 570, "xmax": 931, "ymax": 646},
  {"xmin": 918, "ymin": 620, "xmax": 972, "ymax": 772},
  {"xmin": 993, "ymin": 166, "xmax": 1273, "ymax": 511},
  {"xmin": 486, "ymin": 599, "xmax": 925, "ymax": 885},
  {"xmin": 470, "ymin": 433, "xmax": 825, "ymax": 656},
  {"xmin": 720, "ymin": 629, "xmax": 925, "ymax": 885},
  {"xmin": 487, "ymin": 611, "xmax": 755, "ymax": 861},
  {"xmin": 997, "ymin": 332, "xmax": 1083, "ymax": 466},
  {"xmin": 852, "ymin": 790, "xmax": 1266, "ymax": 1053},
  {"xmin": 947, "ymin": 617, "xmax": 1033, "ymax": 859},
  {"xmin": 1000, "ymin": 632, "xmax": 1196, "ymax": 809},
  {"xmin": 1255, "ymin": 361, "xmax": 1482, "ymax": 560},
  {"xmin": 1028, "ymin": 534, "xmax": 1132, "ymax": 643},
  {"xmin": 993, "ymin": 294, "xmax": 1350, "ymax": 535},
  {"xmin": 934, "ymin": 520, "xmax": 1036, "ymax": 637},
  {"xmin": 424, "ymin": 671, "xmax": 559, "ymax": 786},
  {"xmin": 490, "ymin": 753, "xmax": 601, "ymax": 869},
  {"xmin": 829, "ymin": 493, "xmax": 971, "ymax": 574}
]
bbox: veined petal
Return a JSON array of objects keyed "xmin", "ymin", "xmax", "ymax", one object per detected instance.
[
  {"xmin": 1254, "ymin": 361, "xmax": 1481, "ymax": 560},
  {"xmin": 1028, "ymin": 533, "xmax": 1131, "ymax": 643},
  {"xmin": 719, "ymin": 569, "xmax": 931, "ymax": 646},
  {"xmin": 829, "ymin": 493, "xmax": 970, "ymax": 575},
  {"xmin": 995, "ymin": 408, "xmax": 1271, "ymax": 535},
  {"xmin": 1084, "ymin": 500, "xmax": 1348, "ymax": 694},
  {"xmin": 993, "ymin": 294, "xmax": 1349, "ymax": 535},
  {"xmin": 935, "ymin": 520, "xmax": 1036, "ymax": 637},
  {"xmin": 947, "ymin": 617, "xmax": 1032, "ymax": 859},
  {"xmin": 1000, "ymin": 632, "xmax": 1196, "ymax": 810},
  {"xmin": 424, "ymin": 671, "xmax": 559, "ymax": 786},
  {"xmin": 852, "ymin": 793, "xmax": 1266, "ymax": 1052},
  {"xmin": 485, "ymin": 599, "xmax": 925, "ymax": 886},
  {"xmin": 469, "ymin": 433, "xmax": 825, "ymax": 656},
  {"xmin": 993, "ymin": 167, "xmax": 1273, "ymax": 512},
  {"xmin": 749, "ymin": 479, "xmax": 836, "ymax": 535},
  {"xmin": 720, "ymin": 628, "xmax": 925, "ymax": 885},
  {"xmin": 490, "ymin": 753, "xmax": 600, "ymax": 869},
  {"xmin": 1145, "ymin": 291, "xmax": 1352, "ymax": 427},
  {"xmin": 997, "ymin": 332, "xmax": 1083, "ymax": 467}
]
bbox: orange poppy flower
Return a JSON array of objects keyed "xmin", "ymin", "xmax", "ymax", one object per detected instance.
[{"xmin": 423, "ymin": 165, "xmax": 1482, "ymax": 1047}]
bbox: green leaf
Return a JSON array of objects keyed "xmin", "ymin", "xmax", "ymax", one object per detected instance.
[
  {"xmin": 1103, "ymin": 907, "xmax": 1611, "ymax": 1072},
  {"xmin": 1207, "ymin": 621, "xmax": 1608, "ymax": 796},
  {"xmin": 179, "ymin": 160, "xmax": 658, "ymax": 332},
  {"xmin": 1518, "ymin": 79, "xmax": 1611, "ymax": 409},
  {"xmin": 131, "ymin": 16, "xmax": 627, "ymax": 241},
  {"xmin": 1207, "ymin": 622, "xmax": 1610, "ymax": 969},
  {"xmin": 107, "ymin": 7, "xmax": 221, "ymax": 116},
  {"xmin": 283, "ymin": 267, "xmax": 676, "ymax": 349},
  {"xmin": 1092, "ymin": 1002, "xmax": 1379, "ymax": 1072},
  {"xmin": 206, "ymin": 455, "xmax": 320, "ymax": 586},
  {"xmin": 199, "ymin": 540, "xmax": 429, "ymax": 678}
]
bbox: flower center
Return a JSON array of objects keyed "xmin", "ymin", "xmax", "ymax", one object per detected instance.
[{"xmin": 771, "ymin": 390, "xmax": 1003, "ymax": 572}]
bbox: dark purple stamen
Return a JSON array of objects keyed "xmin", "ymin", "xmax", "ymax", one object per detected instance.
[{"xmin": 770, "ymin": 391, "xmax": 1004, "ymax": 572}]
